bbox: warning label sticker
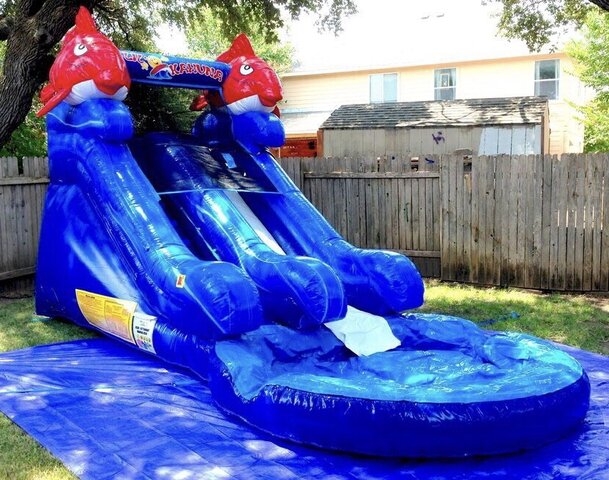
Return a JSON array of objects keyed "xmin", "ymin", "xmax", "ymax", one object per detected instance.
[
  {"xmin": 132, "ymin": 312, "xmax": 157, "ymax": 354},
  {"xmin": 75, "ymin": 289, "xmax": 137, "ymax": 344}
]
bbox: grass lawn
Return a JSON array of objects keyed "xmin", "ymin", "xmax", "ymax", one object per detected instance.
[
  {"xmin": 0, "ymin": 298, "xmax": 96, "ymax": 480},
  {"xmin": 0, "ymin": 282, "xmax": 608, "ymax": 478},
  {"xmin": 418, "ymin": 280, "xmax": 609, "ymax": 355}
]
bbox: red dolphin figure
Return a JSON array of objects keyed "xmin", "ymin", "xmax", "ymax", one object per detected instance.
[
  {"xmin": 190, "ymin": 34, "xmax": 283, "ymax": 117},
  {"xmin": 37, "ymin": 7, "xmax": 131, "ymax": 117}
]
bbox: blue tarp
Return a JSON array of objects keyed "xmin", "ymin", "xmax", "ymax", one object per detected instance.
[{"xmin": 0, "ymin": 338, "xmax": 607, "ymax": 479}]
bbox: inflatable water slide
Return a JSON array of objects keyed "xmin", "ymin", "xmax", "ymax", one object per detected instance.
[{"xmin": 34, "ymin": 7, "xmax": 590, "ymax": 458}]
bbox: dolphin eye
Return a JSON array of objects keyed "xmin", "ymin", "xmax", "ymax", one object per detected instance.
[
  {"xmin": 240, "ymin": 64, "xmax": 253, "ymax": 75},
  {"xmin": 74, "ymin": 44, "xmax": 88, "ymax": 56}
]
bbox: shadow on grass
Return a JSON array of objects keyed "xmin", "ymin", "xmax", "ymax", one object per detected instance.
[
  {"xmin": 418, "ymin": 282, "xmax": 609, "ymax": 355},
  {"xmin": 0, "ymin": 298, "xmax": 97, "ymax": 353},
  {"xmin": 0, "ymin": 298, "xmax": 92, "ymax": 480}
]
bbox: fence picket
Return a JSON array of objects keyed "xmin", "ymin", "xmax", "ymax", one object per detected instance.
[
  {"xmin": 591, "ymin": 155, "xmax": 604, "ymax": 290},
  {"xmin": 540, "ymin": 154, "xmax": 552, "ymax": 289},
  {"xmin": 529, "ymin": 153, "xmax": 543, "ymax": 288},
  {"xmin": 503, "ymin": 155, "xmax": 516, "ymax": 285},
  {"xmin": 0, "ymin": 157, "xmax": 49, "ymax": 288},
  {"xmin": 580, "ymin": 155, "xmax": 591, "ymax": 291},
  {"xmin": 565, "ymin": 155, "xmax": 578, "ymax": 290},
  {"xmin": 475, "ymin": 156, "xmax": 485, "ymax": 284}
]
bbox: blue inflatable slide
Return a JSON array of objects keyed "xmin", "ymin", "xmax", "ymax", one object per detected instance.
[{"xmin": 34, "ymin": 9, "xmax": 590, "ymax": 459}]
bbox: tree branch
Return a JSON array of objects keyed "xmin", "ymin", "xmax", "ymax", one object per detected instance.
[
  {"xmin": 589, "ymin": 0, "xmax": 609, "ymax": 11},
  {"xmin": 0, "ymin": 16, "xmax": 14, "ymax": 40},
  {"xmin": 19, "ymin": 0, "xmax": 47, "ymax": 17},
  {"xmin": 33, "ymin": 0, "xmax": 99, "ymax": 49}
]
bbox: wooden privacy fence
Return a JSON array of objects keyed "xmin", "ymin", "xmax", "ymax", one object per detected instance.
[
  {"xmin": 440, "ymin": 154, "xmax": 609, "ymax": 291},
  {"xmin": 1, "ymin": 154, "xmax": 609, "ymax": 293},
  {"xmin": 278, "ymin": 154, "xmax": 609, "ymax": 292},
  {"xmin": 0, "ymin": 157, "xmax": 49, "ymax": 291},
  {"xmin": 279, "ymin": 155, "xmax": 442, "ymax": 277}
]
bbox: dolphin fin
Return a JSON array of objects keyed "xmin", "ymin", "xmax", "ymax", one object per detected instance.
[{"xmin": 37, "ymin": 87, "xmax": 70, "ymax": 117}]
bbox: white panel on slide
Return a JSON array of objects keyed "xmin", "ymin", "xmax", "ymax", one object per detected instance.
[{"xmin": 224, "ymin": 190, "xmax": 286, "ymax": 255}]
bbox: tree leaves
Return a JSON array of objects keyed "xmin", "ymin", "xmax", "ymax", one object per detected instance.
[
  {"xmin": 566, "ymin": 9, "xmax": 609, "ymax": 151},
  {"xmin": 186, "ymin": 6, "xmax": 294, "ymax": 73},
  {"xmin": 0, "ymin": 0, "xmax": 355, "ymax": 151},
  {"xmin": 487, "ymin": 0, "xmax": 591, "ymax": 52}
]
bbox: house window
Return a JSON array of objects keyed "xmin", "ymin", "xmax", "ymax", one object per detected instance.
[
  {"xmin": 434, "ymin": 68, "xmax": 456, "ymax": 100},
  {"xmin": 535, "ymin": 59, "xmax": 559, "ymax": 100},
  {"xmin": 370, "ymin": 73, "xmax": 398, "ymax": 103}
]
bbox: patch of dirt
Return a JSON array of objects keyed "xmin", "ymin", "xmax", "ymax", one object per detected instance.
[
  {"xmin": 0, "ymin": 293, "xmax": 32, "ymax": 303},
  {"xmin": 581, "ymin": 294, "xmax": 609, "ymax": 313}
]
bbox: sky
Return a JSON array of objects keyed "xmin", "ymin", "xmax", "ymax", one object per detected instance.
[
  {"xmin": 156, "ymin": 0, "xmax": 573, "ymax": 72},
  {"xmin": 283, "ymin": 0, "xmax": 552, "ymax": 73}
]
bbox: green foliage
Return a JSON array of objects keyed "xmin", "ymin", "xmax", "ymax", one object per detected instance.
[
  {"xmin": 91, "ymin": 0, "xmax": 354, "ymax": 51},
  {"xmin": 486, "ymin": 0, "xmax": 591, "ymax": 52},
  {"xmin": 0, "ymin": 40, "xmax": 46, "ymax": 157},
  {"xmin": 126, "ymin": 86, "xmax": 198, "ymax": 134},
  {"xmin": 127, "ymin": 5, "xmax": 295, "ymax": 135},
  {"xmin": 567, "ymin": 10, "xmax": 609, "ymax": 91},
  {"xmin": 0, "ymin": 0, "xmax": 355, "ymax": 147},
  {"xmin": 579, "ymin": 99, "xmax": 609, "ymax": 152},
  {"xmin": 0, "ymin": 108, "xmax": 47, "ymax": 157},
  {"xmin": 0, "ymin": 34, "xmax": 46, "ymax": 158},
  {"xmin": 566, "ymin": 10, "xmax": 609, "ymax": 152},
  {"xmin": 186, "ymin": 6, "xmax": 294, "ymax": 73}
]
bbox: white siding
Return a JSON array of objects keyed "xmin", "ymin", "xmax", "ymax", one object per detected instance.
[{"xmin": 281, "ymin": 53, "xmax": 589, "ymax": 154}]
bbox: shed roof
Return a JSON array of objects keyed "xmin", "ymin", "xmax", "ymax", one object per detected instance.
[{"xmin": 320, "ymin": 96, "xmax": 548, "ymax": 130}]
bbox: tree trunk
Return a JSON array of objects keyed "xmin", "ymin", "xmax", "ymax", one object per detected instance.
[{"xmin": 0, "ymin": 0, "xmax": 96, "ymax": 149}]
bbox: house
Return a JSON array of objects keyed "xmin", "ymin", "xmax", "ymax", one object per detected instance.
[
  {"xmin": 319, "ymin": 96, "xmax": 549, "ymax": 158},
  {"xmin": 278, "ymin": 2, "xmax": 590, "ymax": 157}
]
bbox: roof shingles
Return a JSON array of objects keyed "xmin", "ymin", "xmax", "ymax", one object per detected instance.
[{"xmin": 320, "ymin": 96, "xmax": 548, "ymax": 130}]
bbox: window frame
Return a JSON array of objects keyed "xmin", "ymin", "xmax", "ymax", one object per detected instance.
[
  {"xmin": 534, "ymin": 59, "xmax": 560, "ymax": 100},
  {"xmin": 369, "ymin": 72, "xmax": 398, "ymax": 103},
  {"xmin": 434, "ymin": 67, "xmax": 457, "ymax": 101}
]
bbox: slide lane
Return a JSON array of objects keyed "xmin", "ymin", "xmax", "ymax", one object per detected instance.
[
  {"xmin": 130, "ymin": 136, "xmax": 347, "ymax": 329},
  {"xmin": 240, "ymin": 151, "xmax": 425, "ymax": 315},
  {"xmin": 131, "ymin": 133, "xmax": 423, "ymax": 319}
]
